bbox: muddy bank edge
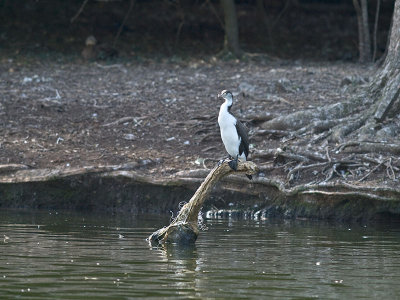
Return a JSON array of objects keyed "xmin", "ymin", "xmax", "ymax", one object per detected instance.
[{"xmin": 1, "ymin": 165, "xmax": 399, "ymax": 221}]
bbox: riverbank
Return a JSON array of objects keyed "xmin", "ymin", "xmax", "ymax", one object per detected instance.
[
  {"xmin": 1, "ymin": 163, "xmax": 399, "ymax": 221},
  {"xmin": 1, "ymin": 59, "xmax": 400, "ymax": 221}
]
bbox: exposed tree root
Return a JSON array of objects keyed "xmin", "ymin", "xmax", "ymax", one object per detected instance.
[
  {"xmin": 337, "ymin": 141, "xmax": 400, "ymax": 155},
  {"xmin": 247, "ymin": 41, "xmax": 400, "ymax": 190},
  {"xmin": 262, "ymin": 98, "xmax": 365, "ymax": 132},
  {"xmin": 252, "ymin": 142, "xmax": 400, "ymax": 187}
]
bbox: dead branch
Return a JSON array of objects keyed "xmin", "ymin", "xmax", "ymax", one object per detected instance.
[
  {"xmin": 287, "ymin": 161, "xmax": 329, "ymax": 180},
  {"xmin": 102, "ymin": 116, "xmax": 146, "ymax": 127},
  {"xmin": 205, "ymin": 0, "xmax": 225, "ymax": 30},
  {"xmin": 373, "ymin": 0, "xmax": 381, "ymax": 61},
  {"xmin": 71, "ymin": 0, "xmax": 89, "ymax": 23},
  {"xmin": 310, "ymin": 131, "xmax": 332, "ymax": 144},
  {"xmin": 148, "ymin": 161, "xmax": 258, "ymax": 246},
  {"xmin": 300, "ymin": 190, "xmax": 394, "ymax": 202},
  {"xmin": 358, "ymin": 159, "xmax": 385, "ymax": 182},
  {"xmin": 386, "ymin": 157, "xmax": 396, "ymax": 180},
  {"xmin": 284, "ymin": 146, "xmax": 327, "ymax": 162},
  {"xmin": 271, "ymin": 0, "xmax": 292, "ymax": 29},
  {"xmin": 0, "ymin": 164, "xmax": 30, "ymax": 174},
  {"xmin": 113, "ymin": 0, "xmax": 135, "ymax": 47}
]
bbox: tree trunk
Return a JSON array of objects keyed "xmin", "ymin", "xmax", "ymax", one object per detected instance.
[
  {"xmin": 353, "ymin": 0, "xmax": 372, "ymax": 63},
  {"xmin": 221, "ymin": 0, "xmax": 242, "ymax": 57},
  {"xmin": 255, "ymin": 0, "xmax": 274, "ymax": 49},
  {"xmin": 372, "ymin": 0, "xmax": 400, "ymax": 121},
  {"xmin": 252, "ymin": 0, "xmax": 400, "ymax": 187}
]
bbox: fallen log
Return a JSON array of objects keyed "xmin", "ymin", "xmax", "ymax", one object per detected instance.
[{"xmin": 148, "ymin": 160, "xmax": 259, "ymax": 246}]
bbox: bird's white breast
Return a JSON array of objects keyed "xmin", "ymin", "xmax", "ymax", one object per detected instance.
[{"xmin": 218, "ymin": 103, "xmax": 245, "ymax": 160}]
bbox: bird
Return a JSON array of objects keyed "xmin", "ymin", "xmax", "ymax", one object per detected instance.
[
  {"xmin": 81, "ymin": 35, "xmax": 97, "ymax": 61},
  {"xmin": 217, "ymin": 90, "xmax": 252, "ymax": 180},
  {"xmin": 81, "ymin": 35, "xmax": 118, "ymax": 61}
]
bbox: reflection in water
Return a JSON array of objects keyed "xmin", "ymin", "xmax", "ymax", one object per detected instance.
[
  {"xmin": 1, "ymin": 210, "xmax": 400, "ymax": 299},
  {"xmin": 161, "ymin": 244, "xmax": 200, "ymax": 296}
]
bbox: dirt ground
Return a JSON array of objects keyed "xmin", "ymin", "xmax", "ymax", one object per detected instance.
[{"xmin": 0, "ymin": 56, "xmax": 377, "ymax": 181}]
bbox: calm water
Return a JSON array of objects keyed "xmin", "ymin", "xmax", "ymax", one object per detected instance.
[{"xmin": 1, "ymin": 210, "xmax": 400, "ymax": 299}]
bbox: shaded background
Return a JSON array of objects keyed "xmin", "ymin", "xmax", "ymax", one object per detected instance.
[{"xmin": 0, "ymin": 0, "xmax": 395, "ymax": 61}]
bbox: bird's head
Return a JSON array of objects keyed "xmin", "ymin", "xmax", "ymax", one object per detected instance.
[
  {"xmin": 85, "ymin": 35, "xmax": 97, "ymax": 46},
  {"xmin": 218, "ymin": 90, "xmax": 233, "ymax": 106}
]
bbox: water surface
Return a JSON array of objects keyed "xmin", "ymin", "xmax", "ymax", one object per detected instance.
[{"xmin": 1, "ymin": 210, "xmax": 400, "ymax": 299}]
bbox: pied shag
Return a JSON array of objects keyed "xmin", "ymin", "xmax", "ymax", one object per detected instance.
[{"xmin": 217, "ymin": 90, "xmax": 252, "ymax": 180}]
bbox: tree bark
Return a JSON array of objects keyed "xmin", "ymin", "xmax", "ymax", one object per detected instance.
[
  {"xmin": 372, "ymin": 0, "xmax": 400, "ymax": 121},
  {"xmin": 353, "ymin": 0, "xmax": 372, "ymax": 63},
  {"xmin": 221, "ymin": 0, "xmax": 242, "ymax": 57}
]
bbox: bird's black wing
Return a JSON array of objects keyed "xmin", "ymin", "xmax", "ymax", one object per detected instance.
[{"xmin": 235, "ymin": 120, "xmax": 250, "ymax": 159}]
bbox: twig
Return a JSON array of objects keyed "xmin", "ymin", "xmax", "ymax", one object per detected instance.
[
  {"xmin": 358, "ymin": 159, "xmax": 385, "ymax": 182},
  {"xmin": 71, "ymin": 0, "xmax": 89, "ymax": 23},
  {"xmin": 385, "ymin": 157, "xmax": 396, "ymax": 180},
  {"xmin": 174, "ymin": 0, "xmax": 185, "ymax": 47},
  {"xmin": 372, "ymin": 0, "xmax": 381, "ymax": 62},
  {"xmin": 113, "ymin": 0, "xmax": 135, "ymax": 48},
  {"xmin": 335, "ymin": 141, "xmax": 360, "ymax": 152},
  {"xmin": 102, "ymin": 116, "xmax": 146, "ymax": 127},
  {"xmin": 324, "ymin": 164, "xmax": 338, "ymax": 182},
  {"xmin": 310, "ymin": 130, "xmax": 331, "ymax": 144},
  {"xmin": 325, "ymin": 146, "xmax": 331, "ymax": 163},
  {"xmin": 271, "ymin": 0, "xmax": 291, "ymax": 28},
  {"xmin": 40, "ymin": 89, "xmax": 62, "ymax": 103},
  {"xmin": 206, "ymin": 0, "xmax": 225, "ymax": 29},
  {"xmin": 288, "ymin": 147, "xmax": 327, "ymax": 162},
  {"xmin": 287, "ymin": 161, "xmax": 328, "ymax": 180}
]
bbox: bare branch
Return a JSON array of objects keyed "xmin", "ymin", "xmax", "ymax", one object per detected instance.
[
  {"xmin": 373, "ymin": 0, "xmax": 381, "ymax": 62},
  {"xmin": 113, "ymin": 0, "xmax": 135, "ymax": 47},
  {"xmin": 71, "ymin": 0, "xmax": 89, "ymax": 23}
]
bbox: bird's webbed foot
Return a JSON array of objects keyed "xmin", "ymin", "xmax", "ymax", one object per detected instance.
[{"xmin": 228, "ymin": 156, "xmax": 238, "ymax": 171}]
